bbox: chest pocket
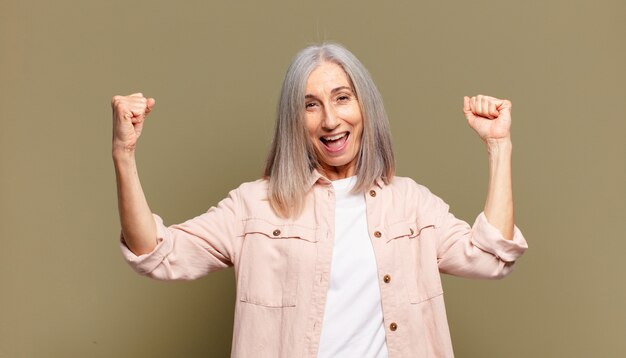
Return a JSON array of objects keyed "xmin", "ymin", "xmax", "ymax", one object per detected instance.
[
  {"xmin": 238, "ymin": 218, "xmax": 319, "ymax": 308},
  {"xmin": 387, "ymin": 220, "xmax": 443, "ymax": 304}
]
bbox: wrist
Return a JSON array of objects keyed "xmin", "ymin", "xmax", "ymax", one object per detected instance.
[
  {"xmin": 112, "ymin": 146, "xmax": 137, "ymax": 165},
  {"xmin": 485, "ymin": 137, "xmax": 512, "ymax": 155}
]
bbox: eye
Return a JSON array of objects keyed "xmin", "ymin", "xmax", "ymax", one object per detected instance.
[
  {"xmin": 336, "ymin": 94, "xmax": 352, "ymax": 103},
  {"xmin": 305, "ymin": 101, "xmax": 318, "ymax": 110}
]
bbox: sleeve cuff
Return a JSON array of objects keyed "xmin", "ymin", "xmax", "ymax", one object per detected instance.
[
  {"xmin": 471, "ymin": 212, "xmax": 528, "ymax": 262},
  {"xmin": 119, "ymin": 214, "xmax": 174, "ymax": 275}
]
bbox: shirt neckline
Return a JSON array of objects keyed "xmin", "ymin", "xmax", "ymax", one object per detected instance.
[{"xmin": 331, "ymin": 176, "xmax": 357, "ymax": 192}]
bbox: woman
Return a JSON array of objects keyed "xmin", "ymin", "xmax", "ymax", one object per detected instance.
[{"xmin": 112, "ymin": 43, "xmax": 527, "ymax": 358}]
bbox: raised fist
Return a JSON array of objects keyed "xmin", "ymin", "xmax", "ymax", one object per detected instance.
[
  {"xmin": 111, "ymin": 93, "xmax": 156, "ymax": 154},
  {"xmin": 463, "ymin": 95, "xmax": 512, "ymax": 143}
]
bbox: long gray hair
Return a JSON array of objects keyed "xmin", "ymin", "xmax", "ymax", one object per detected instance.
[{"xmin": 264, "ymin": 43, "xmax": 395, "ymax": 218}]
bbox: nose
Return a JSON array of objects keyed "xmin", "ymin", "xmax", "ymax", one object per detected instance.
[{"xmin": 321, "ymin": 106, "xmax": 340, "ymax": 132}]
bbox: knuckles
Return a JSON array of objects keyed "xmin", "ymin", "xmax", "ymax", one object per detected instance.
[
  {"xmin": 468, "ymin": 95, "xmax": 512, "ymax": 111},
  {"xmin": 111, "ymin": 94, "xmax": 148, "ymax": 112}
]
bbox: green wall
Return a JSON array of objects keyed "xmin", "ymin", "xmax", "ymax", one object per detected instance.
[{"xmin": 1, "ymin": 0, "xmax": 625, "ymax": 356}]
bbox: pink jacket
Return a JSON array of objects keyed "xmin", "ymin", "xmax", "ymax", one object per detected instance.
[{"xmin": 121, "ymin": 172, "xmax": 528, "ymax": 357}]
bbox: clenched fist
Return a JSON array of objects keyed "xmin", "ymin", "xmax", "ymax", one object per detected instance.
[
  {"xmin": 111, "ymin": 93, "xmax": 156, "ymax": 155},
  {"xmin": 463, "ymin": 95, "xmax": 512, "ymax": 144}
]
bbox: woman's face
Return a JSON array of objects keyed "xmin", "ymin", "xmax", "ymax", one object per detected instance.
[{"xmin": 304, "ymin": 61, "xmax": 363, "ymax": 180}]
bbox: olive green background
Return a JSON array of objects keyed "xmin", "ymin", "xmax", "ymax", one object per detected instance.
[{"xmin": 1, "ymin": 0, "xmax": 625, "ymax": 357}]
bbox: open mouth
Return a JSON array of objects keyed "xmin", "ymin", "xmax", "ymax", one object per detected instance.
[{"xmin": 320, "ymin": 132, "xmax": 350, "ymax": 152}]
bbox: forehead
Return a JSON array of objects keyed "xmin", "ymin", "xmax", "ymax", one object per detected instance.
[{"xmin": 306, "ymin": 62, "xmax": 351, "ymax": 90}]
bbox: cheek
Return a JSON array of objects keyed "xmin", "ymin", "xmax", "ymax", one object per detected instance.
[
  {"xmin": 351, "ymin": 122, "xmax": 364, "ymax": 152},
  {"xmin": 348, "ymin": 111, "xmax": 364, "ymax": 137},
  {"xmin": 305, "ymin": 117, "xmax": 318, "ymax": 138},
  {"xmin": 335, "ymin": 106, "xmax": 357, "ymax": 118},
  {"xmin": 352, "ymin": 132, "xmax": 363, "ymax": 154},
  {"xmin": 305, "ymin": 118, "xmax": 324, "ymax": 153},
  {"xmin": 343, "ymin": 103, "xmax": 363, "ymax": 125}
]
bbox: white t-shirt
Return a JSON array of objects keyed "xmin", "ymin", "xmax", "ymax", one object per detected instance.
[{"xmin": 317, "ymin": 176, "xmax": 388, "ymax": 358}]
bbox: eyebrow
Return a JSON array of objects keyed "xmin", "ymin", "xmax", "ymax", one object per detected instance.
[{"xmin": 305, "ymin": 86, "xmax": 353, "ymax": 99}]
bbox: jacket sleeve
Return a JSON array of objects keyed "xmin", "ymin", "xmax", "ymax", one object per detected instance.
[
  {"xmin": 419, "ymin": 186, "xmax": 528, "ymax": 279},
  {"xmin": 119, "ymin": 189, "xmax": 241, "ymax": 281}
]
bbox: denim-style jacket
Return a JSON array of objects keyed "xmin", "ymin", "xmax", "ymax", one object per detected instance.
[{"xmin": 121, "ymin": 171, "xmax": 528, "ymax": 357}]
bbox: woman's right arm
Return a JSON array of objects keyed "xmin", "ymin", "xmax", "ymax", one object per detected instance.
[{"xmin": 111, "ymin": 93, "xmax": 157, "ymax": 256}]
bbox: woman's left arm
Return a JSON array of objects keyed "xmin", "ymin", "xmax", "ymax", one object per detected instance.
[{"xmin": 463, "ymin": 95, "xmax": 514, "ymax": 241}]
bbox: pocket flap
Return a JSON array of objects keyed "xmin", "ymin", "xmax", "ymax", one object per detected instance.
[
  {"xmin": 386, "ymin": 221, "xmax": 418, "ymax": 241},
  {"xmin": 242, "ymin": 218, "xmax": 319, "ymax": 243},
  {"xmin": 386, "ymin": 221, "xmax": 435, "ymax": 242}
]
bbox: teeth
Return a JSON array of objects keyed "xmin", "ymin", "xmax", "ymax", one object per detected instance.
[{"xmin": 322, "ymin": 133, "xmax": 347, "ymax": 141}]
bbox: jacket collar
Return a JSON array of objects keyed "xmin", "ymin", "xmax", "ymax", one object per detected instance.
[{"xmin": 308, "ymin": 169, "xmax": 385, "ymax": 189}]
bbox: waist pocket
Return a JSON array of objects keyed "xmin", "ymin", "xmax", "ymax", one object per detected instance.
[{"xmin": 238, "ymin": 218, "xmax": 318, "ymax": 308}]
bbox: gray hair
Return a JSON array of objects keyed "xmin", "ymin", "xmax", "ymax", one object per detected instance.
[{"xmin": 264, "ymin": 43, "xmax": 395, "ymax": 217}]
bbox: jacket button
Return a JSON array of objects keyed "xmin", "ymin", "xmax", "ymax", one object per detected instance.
[
  {"xmin": 389, "ymin": 322, "xmax": 398, "ymax": 331},
  {"xmin": 369, "ymin": 190, "xmax": 377, "ymax": 197},
  {"xmin": 374, "ymin": 231, "xmax": 382, "ymax": 238},
  {"xmin": 383, "ymin": 274, "xmax": 391, "ymax": 283},
  {"xmin": 272, "ymin": 229, "xmax": 281, "ymax": 237}
]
